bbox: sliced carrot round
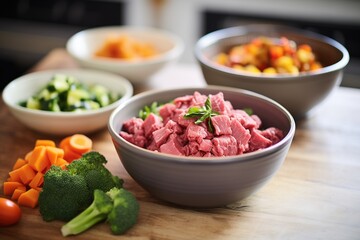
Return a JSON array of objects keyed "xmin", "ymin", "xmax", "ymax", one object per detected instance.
[{"xmin": 68, "ymin": 134, "xmax": 93, "ymax": 154}]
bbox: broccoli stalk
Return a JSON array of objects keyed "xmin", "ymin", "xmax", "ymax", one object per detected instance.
[
  {"xmin": 61, "ymin": 187, "xmax": 139, "ymax": 237},
  {"xmin": 61, "ymin": 189, "xmax": 113, "ymax": 236}
]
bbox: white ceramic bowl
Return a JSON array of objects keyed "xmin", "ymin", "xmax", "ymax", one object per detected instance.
[
  {"xmin": 66, "ymin": 26, "xmax": 184, "ymax": 84},
  {"xmin": 2, "ymin": 69, "xmax": 133, "ymax": 135},
  {"xmin": 108, "ymin": 86, "xmax": 295, "ymax": 207},
  {"xmin": 195, "ymin": 24, "xmax": 349, "ymax": 119}
]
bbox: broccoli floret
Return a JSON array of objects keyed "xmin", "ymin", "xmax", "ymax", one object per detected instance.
[
  {"xmin": 67, "ymin": 151, "xmax": 107, "ymax": 174},
  {"xmin": 39, "ymin": 166, "xmax": 92, "ymax": 221},
  {"xmin": 38, "ymin": 151, "xmax": 124, "ymax": 222},
  {"xmin": 67, "ymin": 151, "xmax": 123, "ymax": 192},
  {"xmin": 61, "ymin": 189, "xmax": 113, "ymax": 236},
  {"xmin": 61, "ymin": 187, "xmax": 140, "ymax": 237},
  {"xmin": 107, "ymin": 187, "xmax": 140, "ymax": 235}
]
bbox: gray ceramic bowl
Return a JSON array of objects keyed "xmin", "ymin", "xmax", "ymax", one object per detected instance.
[
  {"xmin": 195, "ymin": 24, "xmax": 349, "ymax": 119},
  {"xmin": 108, "ymin": 86, "xmax": 295, "ymax": 208}
]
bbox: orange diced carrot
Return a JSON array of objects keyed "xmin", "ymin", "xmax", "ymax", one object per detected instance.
[
  {"xmin": 3, "ymin": 181, "xmax": 25, "ymax": 196},
  {"xmin": 8, "ymin": 168, "xmax": 22, "ymax": 182},
  {"xmin": 69, "ymin": 134, "xmax": 93, "ymax": 154},
  {"xmin": 12, "ymin": 158, "xmax": 27, "ymax": 170},
  {"xmin": 46, "ymin": 146, "xmax": 65, "ymax": 165},
  {"xmin": 35, "ymin": 139, "xmax": 56, "ymax": 147},
  {"xmin": 18, "ymin": 188, "xmax": 40, "ymax": 208},
  {"xmin": 28, "ymin": 172, "xmax": 44, "ymax": 189},
  {"xmin": 53, "ymin": 158, "xmax": 69, "ymax": 170},
  {"xmin": 60, "ymin": 137, "xmax": 82, "ymax": 163},
  {"xmin": 28, "ymin": 146, "xmax": 50, "ymax": 172},
  {"xmin": 11, "ymin": 187, "xmax": 27, "ymax": 201},
  {"xmin": 18, "ymin": 164, "xmax": 36, "ymax": 185},
  {"xmin": 25, "ymin": 150, "xmax": 33, "ymax": 161}
]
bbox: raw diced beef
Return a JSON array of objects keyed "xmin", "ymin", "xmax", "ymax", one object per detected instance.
[
  {"xmin": 231, "ymin": 109, "xmax": 258, "ymax": 129},
  {"xmin": 159, "ymin": 103, "xmax": 177, "ymax": 123},
  {"xmin": 186, "ymin": 122, "xmax": 208, "ymax": 143},
  {"xmin": 261, "ymin": 127, "xmax": 284, "ymax": 145},
  {"xmin": 119, "ymin": 131, "xmax": 134, "ymax": 144},
  {"xmin": 198, "ymin": 139, "xmax": 212, "ymax": 152},
  {"xmin": 120, "ymin": 118, "xmax": 147, "ymax": 148},
  {"xmin": 211, "ymin": 115, "xmax": 232, "ymax": 136},
  {"xmin": 159, "ymin": 134, "xmax": 184, "ymax": 156},
  {"xmin": 173, "ymin": 94, "xmax": 193, "ymax": 108},
  {"xmin": 192, "ymin": 91, "xmax": 207, "ymax": 106},
  {"xmin": 177, "ymin": 111, "xmax": 193, "ymax": 127},
  {"xmin": 251, "ymin": 115, "xmax": 262, "ymax": 129},
  {"xmin": 119, "ymin": 130, "xmax": 147, "ymax": 148},
  {"xmin": 143, "ymin": 113, "xmax": 163, "ymax": 137},
  {"xmin": 152, "ymin": 127, "xmax": 173, "ymax": 148},
  {"xmin": 230, "ymin": 118, "xmax": 251, "ymax": 154},
  {"xmin": 210, "ymin": 92, "xmax": 227, "ymax": 114},
  {"xmin": 212, "ymin": 135, "xmax": 238, "ymax": 156},
  {"xmin": 249, "ymin": 129, "xmax": 272, "ymax": 152},
  {"xmin": 187, "ymin": 141, "xmax": 200, "ymax": 155},
  {"xmin": 122, "ymin": 117, "xmax": 144, "ymax": 134},
  {"xmin": 119, "ymin": 91, "xmax": 284, "ymax": 157}
]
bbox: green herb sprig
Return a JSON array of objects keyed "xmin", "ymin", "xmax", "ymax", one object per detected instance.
[{"xmin": 184, "ymin": 97, "xmax": 218, "ymax": 132}]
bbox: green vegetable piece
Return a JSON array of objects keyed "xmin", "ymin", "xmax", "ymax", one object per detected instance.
[
  {"xmin": 25, "ymin": 97, "xmax": 40, "ymax": 110},
  {"xmin": 38, "ymin": 152, "xmax": 124, "ymax": 222},
  {"xmin": 67, "ymin": 89, "xmax": 91, "ymax": 106},
  {"xmin": 107, "ymin": 188, "xmax": 140, "ymax": 235},
  {"xmin": 48, "ymin": 74, "xmax": 70, "ymax": 92},
  {"xmin": 19, "ymin": 74, "xmax": 120, "ymax": 112},
  {"xmin": 61, "ymin": 187, "xmax": 139, "ymax": 237},
  {"xmin": 61, "ymin": 189, "xmax": 114, "ymax": 236},
  {"xmin": 90, "ymin": 84, "xmax": 113, "ymax": 107},
  {"xmin": 243, "ymin": 107, "xmax": 253, "ymax": 116},
  {"xmin": 39, "ymin": 166, "xmax": 92, "ymax": 222},
  {"xmin": 67, "ymin": 151, "xmax": 124, "ymax": 193},
  {"xmin": 48, "ymin": 99, "xmax": 61, "ymax": 112},
  {"xmin": 138, "ymin": 101, "xmax": 162, "ymax": 120},
  {"xmin": 184, "ymin": 96, "xmax": 218, "ymax": 132}
]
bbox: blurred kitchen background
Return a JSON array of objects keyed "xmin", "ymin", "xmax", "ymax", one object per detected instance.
[{"xmin": 1, "ymin": 0, "xmax": 360, "ymax": 89}]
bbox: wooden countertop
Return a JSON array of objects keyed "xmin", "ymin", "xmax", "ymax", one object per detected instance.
[{"xmin": 1, "ymin": 49, "xmax": 360, "ymax": 240}]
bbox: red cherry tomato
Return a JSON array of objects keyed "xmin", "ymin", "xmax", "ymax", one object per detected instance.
[{"xmin": 0, "ymin": 198, "xmax": 22, "ymax": 226}]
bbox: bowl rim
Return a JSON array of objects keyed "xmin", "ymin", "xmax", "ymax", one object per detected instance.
[
  {"xmin": 108, "ymin": 85, "xmax": 296, "ymax": 165},
  {"xmin": 2, "ymin": 68, "xmax": 134, "ymax": 118},
  {"xmin": 66, "ymin": 25, "xmax": 185, "ymax": 66},
  {"xmin": 194, "ymin": 24, "xmax": 350, "ymax": 80}
]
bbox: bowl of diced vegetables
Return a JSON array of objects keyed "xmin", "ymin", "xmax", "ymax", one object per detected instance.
[
  {"xmin": 2, "ymin": 69, "xmax": 133, "ymax": 135},
  {"xmin": 66, "ymin": 26, "xmax": 185, "ymax": 85},
  {"xmin": 195, "ymin": 24, "xmax": 349, "ymax": 119}
]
